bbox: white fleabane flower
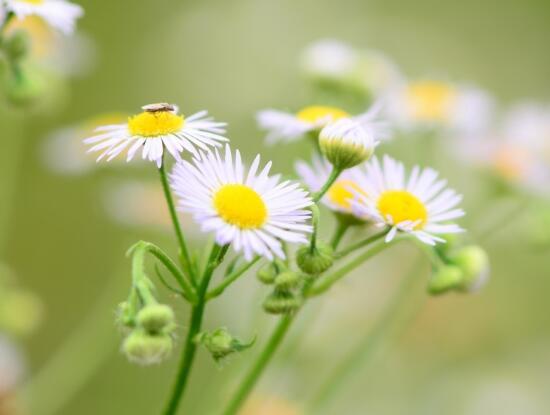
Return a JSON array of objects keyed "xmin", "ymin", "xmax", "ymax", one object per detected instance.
[
  {"xmin": 296, "ymin": 155, "xmax": 368, "ymax": 219},
  {"xmin": 6, "ymin": 0, "xmax": 84, "ymax": 35},
  {"xmin": 171, "ymin": 145, "xmax": 313, "ymax": 261},
  {"xmin": 351, "ymin": 155, "xmax": 465, "ymax": 245},
  {"xmin": 84, "ymin": 104, "xmax": 228, "ymax": 168},
  {"xmin": 301, "ymin": 39, "xmax": 359, "ymax": 81}
]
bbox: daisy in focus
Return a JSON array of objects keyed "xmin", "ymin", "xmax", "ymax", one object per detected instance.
[
  {"xmin": 296, "ymin": 155, "xmax": 369, "ymax": 220},
  {"xmin": 5, "ymin": 0, "xmax": 84, "ymax": 35},
  {"xmin": 351, "ymin": 155, "xmax": 465, "ymax": 245},
  {"xmin": 387, "ymin": 79, "xmax": 494, "ymax": 135},
  {"xmin": 84, "ymin": 103, "xmax": 228, "ymax": 168},
  {"xmin": 257, "ymin": 102, "xmax": 388, "ymax": 145},
  {"xmin": 170, "ymin": 145, "xmax": 313, "ymax": 261}
]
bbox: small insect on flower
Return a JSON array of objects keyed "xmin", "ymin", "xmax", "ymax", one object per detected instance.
[
  {"xmin": 170, "ymin": 145, "xmax": 313, "ymax": 261},
  {"xmin": 296, "ymin": 155, "xmax": 369, "ymax": 219},
  {"xmin": 351, "ymin": 155, "xmax": 465, "ymax": 245},
  {"xmin": 83, "ymin": 104, "xmax": 228, "ymax": 168},
  {"xmin": 5, "ymin": 0, "xmax": 84, "ymax": 35}
]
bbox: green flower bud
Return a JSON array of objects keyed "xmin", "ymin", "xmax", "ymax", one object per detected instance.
[
  {"xmin": 195, "ymin": 327, "xmax": 255, "ymax": 362},
  {"xmin": 453, "ymin": 245, "xmax": 490, "ymax": 292},
  {"xmin": 5, "ymin": 30, "xmax": 31, "ymax": 61},
  {"xmin": 257, "ymin": 263, "xmax": 278, "ymax": 285},
  {"xmin": 428, "ymin": 265, "xmax": 463, "ymax": 295},
  {"xmin": 296, "ymin": 241, "xmax": 334, "ymax": 275},
  {"xmin": 319, "ymin": 118, "xmax": 375, "ymax": 170},
  {"xmin": 274, "ymin": 271, "xmax": 302, "ymax": 291},
  {"xmin": 263, "ymin": 290, "xmax": 303, "ymax": 315},
  {"xmin": 136, "ymin": 304, "xmax": 175, "ymax": 335},
  {"xmin": 115, "ymin": 301, "xmax": 134, "ymax": 328},
  {"xmin": 122, "ymin": 330, "xmax": 173, "ymax": 365}
]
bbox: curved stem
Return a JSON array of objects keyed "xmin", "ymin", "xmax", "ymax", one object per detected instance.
[
  {"xmin": 307, "ymin": 257, "xmax": 424, "ymax": 412},
  {"xmin": 221, "ymin": 315, "xmax": 295, "ymax": 415},
  {"xmin": 158, "ymin": 158, "xmax": 193, "ymax": 281},
  {"xmin": 330, "ymin": 221, "xmax": 349, "ymax": 249},
  {"xmin": 313, "ymin": 168, "xmax": 342, "ymax": 203},
  {"xmin": 206, "ymin": 257, "xmax": 261, "ymax": 300},
  {"xmin": 162, "ymin": 244, "xmax": 228, "ymax": 415}
]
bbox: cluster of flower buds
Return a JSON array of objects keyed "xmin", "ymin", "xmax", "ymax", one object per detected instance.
[
  {"xmin": 194, "ymin": 327, "xmax": 255, "ymax": 363},
  {"xmin": 118, "ymin": 296, "xmax": 176, "ymax": 365},
  {"xmin": 428, "ymin": 244, "xmax": 490, "ymax": 295},
  {"xmin": 258, "ymin": 263, "xmax": 305, "ymax": 315}
]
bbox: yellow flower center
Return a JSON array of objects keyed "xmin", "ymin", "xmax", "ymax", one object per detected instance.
[
  {"xmin": 128, "ymin": 111, "xmax": 184, "ymax": 137},
  {"xmin": 296, "ymin": 106, "xmax": 349, "ymax": 125},
  {"xmin": 406, "ymin": 81, "xmax": 457, "ymax": 121},
  {"xmin": 377, "ymin": 190, "xmax": 427, "ymax": 229},
  {"xmin": 213, "ymin": 184, "xmax": 267, "ymax": 229},
  {"xmin": 327, "ymin": 180, "xmax": 366, "ymax": 210},
  {"xmin": 21, "ymin": 0, "xmax": 44, "ymax": 4}
]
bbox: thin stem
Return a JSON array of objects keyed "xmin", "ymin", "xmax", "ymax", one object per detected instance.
[
  {"xmin": 330, "ymin": 221, "xmax": 349, "ymax": 249},
  {"xmin": 335, "ymin": 229, "xmax": 389, "ymax": 259},
  {"xmin": 313, "ymin": 168, "xmax": 342, "ymax": 203},
  {"xmin": 162, "ymin": 244, "xmax": 228, "ymax": 415},
  {"xmin": 158, "ymin": 158, "xmax": 193, "ymax": 281},
  {"xmin": 308, "ymin": 205, "xmax": 320, "ymax": 253},
  {"xmin": 221, "ymin": 315, "xmax": 295, "ymax": 415},
  {"xmin": 307, "ymin": 238, "xmax": 400, "ymax": 297},
  {"xmin": 206, "ymin": 257, "xmax": 261, "ymax": 300},
  {"xmin": 307, "ymin": 257, "xmax": 424, "ymax": 412}
]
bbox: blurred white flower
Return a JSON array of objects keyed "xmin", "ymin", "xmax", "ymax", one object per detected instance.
[
  {"xmin": 42, "ymin": 113, "xmax": 130, "ymax": 175},
  {"xmin": 6, "ymin": 0, "xmax": 84, "ymax": 35},
  {"xmin": 351, "ymin": 155, "xmax": 465, "ymax": 245},
  {"xmin": 0, "ymin": 335, "xmax": 25, "ymax": 394},
  {"xmin": 387, "ymin": 79, "xmax": 494, "ymax": 135}
]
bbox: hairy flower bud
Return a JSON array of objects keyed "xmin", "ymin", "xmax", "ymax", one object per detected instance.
[
  {"xmin": 263, "ymin": 290, "xmax": 303, "ymax": 314},
  {"xmin": 257, "ymin": 263, "xmax": 278, "ymax": 285},
  {"xmin": 428, "ymin": 265, "xmax": 463, "ymax": 295},
  {"xmin": 274, "ymin": 271, "xmax": 302, "ymax": 291},
  {"xmin": 453, "ymin": 245, "xmax": 490, "ymax": 292},
  {"xmin": 122, "ymin": 330, "xmax": 173, "ymax": 365},
  {"xmin": 319, "ymin": 118, "xmax": 375, "ymax": 170},
  {"xmin": 137, "ymin": 304, "xmax": 175, "ymax": 335},
  {"xmin": 296, "ymin": 241, "xmax": 334, "ymax": 275},
  {"xmin": 195, "ymin": 327, "xmax": 255, "ymax": 362}
]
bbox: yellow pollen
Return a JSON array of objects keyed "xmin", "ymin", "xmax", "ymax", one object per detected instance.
[
  {"xmin": 128, "ymin": 111, "xmax": 184, "ymax": 137},
  {"xmin": 21, "ymin": 0, "xmax": 44, "ymax": 3},
  {"xmin": 378, "ymin": 190, "xmax": 428, "ymax": 229},
  {"xmin": 214, "ymin": 184, "xmax": 267, "ymax": 229},
  {"xmin": 406, "ymin": 81, "xmax": 457, "ymax": 121},
  {"xmin": 327, "ymin": 180, "xmax": 366, "ymax": 210},
  {"xmin": 296, "ymin": 106, "xmax": 349, "ymax": 125}
]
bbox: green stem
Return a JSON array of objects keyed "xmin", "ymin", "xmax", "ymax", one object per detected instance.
[
  {"xmin": 221, "ymin": 315, "xmax": 295, "ymax": 415},
  {"xmin": 206, "ymin": 257, "xmax": 261, "ymax": 300},
  {"xmin": 162, "ymin": 244, "xmax": 228, "ymax": 415},
  {"xmin": 335, "ymin": 228, "xmax": 388, "ymax": 258},
  {"xmin": 158, "ymin": 158, "xmax": 193, "ymax": 282},
  {"xmin": 307, "ymin": 257, "xmax": 424, "ymax": 412},
  {"xmin": 313, "ymin": 168, "xmax": 342, "ymax": 203},
  {"xmin": 308, "ymin": 238, "xmax": 400, "ymax": 297},
  {"xmin": 330, "ymin": 221, "xmax": 349, "ymax": 249}
]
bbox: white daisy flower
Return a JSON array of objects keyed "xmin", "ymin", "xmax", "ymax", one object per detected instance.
[
  {"xmin": 170, "ymin": 145, "xmax": 313, "ymax": 261},
  {"xmin": 257, "ymin": 102, "xmax": 389, "ymax": 145},
  {"xmin": 84, "ymin": 104, "xmax": 228, "ymax": 168},
  {"xmin": 296, "ymin": 155, "xmax": 368, "ymax": 219},
  {"xmin": 6, "ymin": 0, "xmax": 84, "ymax": 35},
  {"xmin": 301, "ymin": 39, "xmax": 359, "ymax": 82},
  {"xmin": 351, "ymin": 155, "xmax": 465, "ymax": 245},
  {"xmin": 387, "ymin": 79, "xmax": 494, "ymax": 135}
]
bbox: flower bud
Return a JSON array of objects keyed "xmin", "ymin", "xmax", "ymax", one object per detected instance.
[
  {"xmin": 428, "ymin": 265, "xmax": 463, "ymax": 295},
  {"xmin": 274, "ymin": 271, "xmax": 301, "ymax": 291},
  {"xmin": 137, "ymin": 304, "xmax": 175, "ymax": 335},
  {"xmin": 319, "ymin": 118, "xmax": 375, "ymax": 170},
  {"xmin": 257, "ymin": 263, "xmax": 278, "ymax": 285},
  {"xmin": 5, "ymin": 30, "xmax": 31, "ymax": 61},
  {"xmin": 195, "ymin": 327, "xmax": 255, "ymax": 362},
  {"xmin": 122, "ymin": 330, "xmax": 173, "ymax": 365},
  {"xmin": 453, "ymin": 245, "xmax": 490, "ymax": 292},
  {"xmin": 115, "ymin": 301, "xmax": 134, "ymax": 328},
  {"xmin": 263, "ymin": 290, "xmax": 303, "ymax": 315},
  {"xmin": 296, "ymin": 241, "xmax": 334, "ymax": 275}
]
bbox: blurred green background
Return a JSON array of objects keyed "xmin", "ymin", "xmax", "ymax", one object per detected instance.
[{"xmin": 1, "ymin": 0, "xmax": 550, "ymax": 414}]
